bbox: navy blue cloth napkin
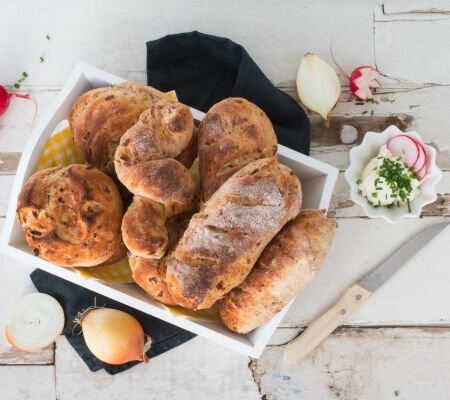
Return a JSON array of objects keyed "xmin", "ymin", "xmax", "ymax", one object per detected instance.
[
  {"xmin": 31, "ymin": 270, "xmax": 195, "ymax": 375},
  {"xmin": 147, "ymin": 31, "xmax": 310, "ymax": 155}
]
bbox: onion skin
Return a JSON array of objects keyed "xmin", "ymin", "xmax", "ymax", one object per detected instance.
[
  {"xmin": 4, "ymin": 326, "xmax": 54, "ymax": 353},
  {"xmin": 81, "ymin": 308, "xmax": 146, "ymax": 365}
]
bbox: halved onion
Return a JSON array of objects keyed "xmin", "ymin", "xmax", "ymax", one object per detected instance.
[
  {"xmin": 5, "ymin": 293, "xmax": 65, "ymax": 352},
  {"xmin": 296, "ymin": 53, "xmax": 341, "ymax": 124}
]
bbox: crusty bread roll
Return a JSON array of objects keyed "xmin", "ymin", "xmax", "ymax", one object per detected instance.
[
  {"xmin": 17, "ymin": 165, "xmax": 124, "ymax": 267},
  {"xmin": 129, "ymin": 212, "xmax": 192, "ymax": 306},
  {"xmin": 121, "ymin": 197, "xmax": 167, "ymax": 259},
  {"xmin": 114, "ymin": 100, "xmax": 196, "ymax": 258},
  {"xmin": 198, "ymin": 97, "xmax": 277, "ymax": 203},
  {"xmin": 218, "ymin": 210, "xmax": 337, "ymax": 334},
  {"xmin": 69, "ymin": 81, "xmax": 165, "ymax": 174},
  {"xmin": 165, "ymin": 158, "xmax": 302, "ymax": 310},
  {"xmin": 115, "ymin": 100, "xmax": 195, "ymax": 216}
]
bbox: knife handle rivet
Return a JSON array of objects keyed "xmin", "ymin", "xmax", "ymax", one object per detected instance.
[
  {"xmin": 356, "ymin": 294, "xmax": 362, "ymax": 300},
  {"xmin": 340, "ymin": 308, "xmax": 346, "ymax": 315}
]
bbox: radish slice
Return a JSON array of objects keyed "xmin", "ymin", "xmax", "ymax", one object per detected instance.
[
  {"xmin": 5, "ymin": 293, "xmax": 65, "ymax": 352},
  {"xmin": 387, "ymin": 135, "xmax": 420, "ymax": 168},
  {"xmin": 413, "ymin": 141, "xmax": 427, "ymax": 172},
  {"xmin": 416, "ymin": 160, "xmax": 428, "ymax": 180}
]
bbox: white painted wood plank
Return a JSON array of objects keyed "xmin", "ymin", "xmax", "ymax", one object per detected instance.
[
  {"xmin": 0, "ymin": 0, "xmax": 374, "ymax": 87},
  {"xmin": 256, "ymin": 327, "xmax": 450, "ymax": 400},
  {"xmin": 0, "ymin": 365, "xmax": 55, "ymax": 400},
  {"xmin": 0, "ymin": 89, "xmax": 58, "ymax": 152},
  {"xmin": 375, "ymin": 11, "xmax": 450, "ymax": 85},
  {"xmin": 383, "ymin": 1, "xmax": 450, "ymax": 15},
  {"xmin": 55, "ymin": 335, "xmax": 259, "ymax": 400},
  {"xmin": 282, "ymin": 216, "xmax": 450, "ymax": 327}
]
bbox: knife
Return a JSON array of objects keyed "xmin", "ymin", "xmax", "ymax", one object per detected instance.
[{"xmin": 283, "ymin": 221, "xmax": 449, "ymax": 364}]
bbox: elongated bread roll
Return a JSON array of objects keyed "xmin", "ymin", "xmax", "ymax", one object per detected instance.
[
  {"xmin": 217, "ymin": 210, "xmax": 336, "ymax": 334},
  {"xmin": 198, "ymin": 98, "xmax": 277, "ymax": 203},
  {"xmin": 165, "ymin": 158, "xmax": 302, "ymax": 310}
]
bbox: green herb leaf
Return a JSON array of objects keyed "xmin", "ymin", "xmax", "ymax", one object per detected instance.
[
  {"xmin": 370, "ymin": 110, "xmax": 374, "ymax": 116},
  {"xmin": 356, "ymin": 178, "xmax": 362, "ymax": 184},
  {"xmin": 40, "ymin": 56, "xmax": 45, "ymax": 63},
  {"xmin": 13, "ymin": 83, "xmax": 20, "ymax": 89},
  {"xmin": 394, "ymin": 390, "xmax": 400, "ymax": 397},
  {"xmin": 46, "ymin": 34, "xmax": 51, "ymax": 40},
  {"xmin": 22, "ymin": 71, "xmax": 28, "ymax": 78},
  {"xmin": 362, "ymin": 110, "xmax": 368, "ymax": 115}
]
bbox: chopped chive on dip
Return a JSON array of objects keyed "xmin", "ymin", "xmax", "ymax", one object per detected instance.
[{"xmin": 357, "ymin": 144, "xmax": 421, "ymax": 212}]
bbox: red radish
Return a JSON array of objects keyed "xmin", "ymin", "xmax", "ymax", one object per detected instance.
[
  {"xmin": 416, "ymin": 160, "xmax": 428, "ymax": 180},
  {"xmin": 0, "ymin": 85, "xmax": 31, "ymax": 117},
  {"xmin": 350, "ymin": 66, "xmax": 381, "ymax": 100},
  {"xmin": 413, "ymin": 141, "xmax": 427, "ymax": 172},
  {"xmin": 387, "ymin": 135, "xmax": 420, "ymax": 168}
]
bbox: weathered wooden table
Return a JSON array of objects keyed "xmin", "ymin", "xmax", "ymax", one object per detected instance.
[{"xmin": 1, "ymin": 1, "xmax": 449, "ymax": 399}]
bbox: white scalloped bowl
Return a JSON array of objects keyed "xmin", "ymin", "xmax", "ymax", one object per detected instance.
[{"xmin": 345, "ymin": 125, "xmax": 442, "ymax": 224}]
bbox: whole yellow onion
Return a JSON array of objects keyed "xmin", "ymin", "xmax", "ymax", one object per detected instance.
[{"xmin": 80, "ymin": 308, "xmax": 151, "ymax": 365}]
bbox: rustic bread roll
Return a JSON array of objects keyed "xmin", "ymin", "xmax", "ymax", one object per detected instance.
[
  {"xmin": 69, "ymin": 81, "xmax": 165, "ymax": 174},
  {"xmin": 218, "ymin": 210, "xmax": 337, "ymax": 334},
  {"xmin": 165, "ymin": 158, "xmax": 302, "ymax": 310},
  {"xmin": 198, "ymin": 97, "xmax": 278, "ymax": 203},
  {"xmin": 121, "ymin": 197, "xmax": 167, "ymax": 259},
  {"xmin": 115, "ymin": 100, "xmax": 195, "ymax": 217},
  {"xmin": 17, "ymin": 165, "xmax": 124, "ymax": 267},
  {"xmin": 129, "ymin": 212, "xmax": 192, "ymax": 306}
]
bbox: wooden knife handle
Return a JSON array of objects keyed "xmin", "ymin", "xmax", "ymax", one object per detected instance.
[{"xmin": 283, "ymin": 283, "xmax": 372, "ymax": 364}]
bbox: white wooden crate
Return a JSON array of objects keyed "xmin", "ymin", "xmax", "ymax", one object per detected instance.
[{"xmin": 0, "ymin": 63, "xmax": 338, "ymax": 358}]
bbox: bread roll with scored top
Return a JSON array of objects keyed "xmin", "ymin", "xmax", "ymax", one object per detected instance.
[
  {"xmin": 69, "ymin": 82, "xmax": 166, "ymax": 175},
  {"xmin": 17, "ymin": 165, "xmax": 124, "ymax": 267},
  {"xmin": 129, "ymin": 212, "xmax": 192, "ymax": 306},
  {"xmin": 114, "ymin": 99, "xmax": 196, "ymax": 259},
  {"xmin": 198, "ymin": 97, "xmax": 278, "ymax": 203},
  {"xmin": 218, "ymin": 209, "xmax": 337, "ymax": 334},
  {"xmin": 165, "ymin": 158, "xmax": 302, "ymax": 310}
]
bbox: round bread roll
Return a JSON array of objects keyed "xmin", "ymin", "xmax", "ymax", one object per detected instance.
[
  {"xmin": 114, "ymin": 100, "xmax": 196, "ymax": 258},
  {"xmin": 17, "ymin": 165, "xmax": 124, "ymax": 267},
  {"xmin": 198, "ymin": 97, "xmax": 278, "ymax": 203},
  {"xmin": 69, "ymin": 81, "xmax": 165, "ymax": 174}
]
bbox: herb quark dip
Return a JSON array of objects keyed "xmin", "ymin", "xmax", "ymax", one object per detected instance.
[{"xmin": 357, "ymin": 145, "xmax": 421, "ymax": 212}]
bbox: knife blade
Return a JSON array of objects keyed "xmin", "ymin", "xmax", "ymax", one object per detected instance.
[
  {"xmin": 358, "ymin": 222, "xmax": 449, "ymax": 292},
  {"xmin": 283, "ymin": 221, "xmax": 449, "ymax": 364}
]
